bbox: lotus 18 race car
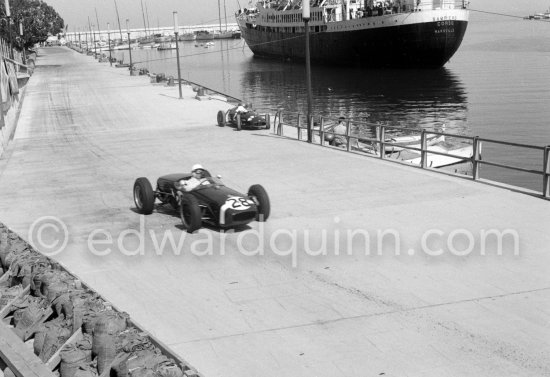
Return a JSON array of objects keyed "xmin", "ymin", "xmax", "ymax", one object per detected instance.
[
  {"xmin": 217, "ymin": 106, "xmax": 269, "ymax": 130},
  {"xmin": 133, "ymin": 171, "xmax": 270, "ymax": 233}
]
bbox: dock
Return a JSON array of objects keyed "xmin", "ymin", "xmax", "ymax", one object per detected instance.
[{"xmin": 1, "ymin": 46, "xmax": 549, "ymax": 377}]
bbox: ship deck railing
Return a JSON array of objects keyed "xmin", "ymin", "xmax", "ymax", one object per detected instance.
[
  {"xmin": 247, "ymin": 0, "xmax": 468, "ymax": 22},
  {"xmin": 257, "ymin": 109, "xmax": 549, "ymax": 200}
]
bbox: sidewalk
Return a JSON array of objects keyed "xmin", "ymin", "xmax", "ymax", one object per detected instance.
[{"xmin": 0, "ymin": 46, "xmax": 549, "ymax": 377}]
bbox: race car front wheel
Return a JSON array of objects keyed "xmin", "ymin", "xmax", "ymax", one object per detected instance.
[
  {"xmin": 248, "ymin": 184, "xmax": 270, "ymax": 221},
  {"xmin": 134, "ymin": 177, "xmax": 155, "ymax": 215},
  {"xmin": 180, "ymin": 195, "xmax": 202, "ymax": 233},
  {"xmin": 217, "ymin": 110, "xmax": 226, "ymax": 127}
]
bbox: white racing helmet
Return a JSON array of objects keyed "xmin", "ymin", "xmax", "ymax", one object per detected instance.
[{"xmin": 192, "ymin": 164, "xmax": 204, "ymax": 172}]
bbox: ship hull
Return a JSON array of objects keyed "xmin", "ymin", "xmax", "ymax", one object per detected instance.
[{"xmin": 238, "ymin": 9, "xmax": 468, "ymax": 68}]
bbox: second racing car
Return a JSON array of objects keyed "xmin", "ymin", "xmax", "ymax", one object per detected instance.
[{"xmin": 216, "ymin": 104, "xmax": 269, "ymax": 130}]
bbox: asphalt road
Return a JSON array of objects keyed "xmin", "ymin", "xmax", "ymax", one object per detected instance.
[{"xmin": 1, "ymin": 46, "xmax": 549, "ymax": 377}]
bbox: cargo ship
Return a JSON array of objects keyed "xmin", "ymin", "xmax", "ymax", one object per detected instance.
[{"xmin": 236, "ymin": 0, "xmax": 469, "ymax": 68}]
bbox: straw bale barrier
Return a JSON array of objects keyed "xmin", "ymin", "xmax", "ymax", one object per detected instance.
[{"xmin": 0, "ymin": 222, "xmax": 200, "ymax": 377}]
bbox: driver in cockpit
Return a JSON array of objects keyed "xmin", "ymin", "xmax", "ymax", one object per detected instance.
[
  {"xmin": 179, "ymin": 164, "xmax": 207, "ymax": 192},
  {"xmin": 235, "ymin": 102, "xmax": 248, "ymax": 114}
]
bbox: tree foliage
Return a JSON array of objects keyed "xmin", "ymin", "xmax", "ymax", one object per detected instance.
[{"xmin": 1, "ymin": 0, "xmax": 64, "ymax": 50}]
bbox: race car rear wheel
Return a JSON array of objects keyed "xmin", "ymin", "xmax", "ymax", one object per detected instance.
[
  {"xmin": 217, "ymin": 110, "xmax": 226, "ymax": 127},
  {"xmin": 134, "ymin": 177, "xmax": 155, "ymax": 215},
  {"xmin": 248, "ymin": 184, "xmax": 270, "ymax": 221},
  {"xmin": 180, "ymin": 194, "xmax": 202, "ymax": 233}
]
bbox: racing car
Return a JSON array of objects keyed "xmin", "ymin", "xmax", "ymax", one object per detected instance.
[
  {"xmin": 133, "ymin": 170, "xmax": 270, "ymax": 233},
  {"xmin": 217, "ymin": 105, "xmax": 269, "ymax": 130}
]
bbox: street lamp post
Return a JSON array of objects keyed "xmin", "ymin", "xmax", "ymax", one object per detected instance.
[
  {"xmin": 107, "ymin": 22, "xmax": 112, "ymax": 66},
  {"xmin": 173, "ymin": 11, "xmax": 183, "ymax": 99},
  {"xmin": 303, "ymin": 0, "xmax": 313, "ymax": 143},
  {"xmin": 126, "ymin": 19, "xmax": 133, "ymax": 74},
  {"xmin": 19, "ymin": 21, "xmax": 25, "ymax": 64}
]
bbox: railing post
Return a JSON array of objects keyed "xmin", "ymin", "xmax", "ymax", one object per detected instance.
[
  {"xmin": 236, "ymin": 114, "xmax": 242, "ymax": 131},
  {"xmin": 310, "ymin": 115, "xmax": 314, "ymax": 143},
  {"xmin": 266, "ymin": 114, "xmax": 270, "ymax": 131},
  {"xmin": 379, "ymin": 125, "xmax": 385, "ymax": 159},
  {"xmin": 346, "ymin": 120, "xmax": 352, "ymax": 152},
  {"xmin": 278, "ymin": 111, "xmax": 283, "ymax": 136},
  {"xmin": 472, "ymin": 136, "xmax": 480, "ymax": 180},
  {"xmin": 297, "ymin": 114, "xmax": 302, "ymax": 140},
  {"xmin": 543, "ymin": 145, "xmax": 550, "ymax": 198},
  {"xmin": 420, "ymin": 130, "xmax": 427, "ymax": 169},
  {"xmin": 272, "ymin": 111, "xmax": 278, "ymax": 134},
  {"xmin": 319, "ymin": 117, "xmax": 325, "ymax": 145}
]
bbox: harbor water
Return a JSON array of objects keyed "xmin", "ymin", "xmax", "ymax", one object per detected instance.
[{"xmin": 114, "ymin": 12, "xmax": 550, "ymax": 193}]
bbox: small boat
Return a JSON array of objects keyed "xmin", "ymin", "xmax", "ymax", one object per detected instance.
[
  {"xmin": 179, "ymin": 33, "xmax": 196, "ymax": 41},
  {"xmin": 383, "ymin": 134, "xmax": 445, "ymax": 153},
  {"xmin": 204, "ymin": 41, "xmax": 215, "ymax": 48},
  {"xmin": 157, "ymin": 42, "xmax": 177, "ymax": 50},
  {"xmin": 154, "ymin": 35, "xmax": 171, "ymax": 43},
  {"xmin": 399, "ymin": 144, "xmax": 473, "ymax": 168},
  {"xmin": 195, "ymin": 30, "xmax": 214, "ymax": 40},
  {"xmin": 111, "ymin": 43, "xmax": 138, "ymax": 50},
  {"xmin": 213, "ymin": 31, "xmax": 234, "ymax": 39}
]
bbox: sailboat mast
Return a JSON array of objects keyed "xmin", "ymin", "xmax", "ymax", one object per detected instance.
[
  {"xmin": 223, "ymin": 0, "xmax": 228, "ymax": 32},
  {"xmin": 94, "ymin": 8, "xmax": 101, "ymax": 41},
  {"xmin": 145, "ymin": 2, "xmax": 151, "ymax": 34},
  {"xmin": 217, "ymin": 0, "xmax": 222, "ymax": 32},
  {"xmin": 140, "ymin": 0, "xmax": 148, "ymax": 37},
  {"xmin": 113, "ymin": 0, "xmax": 123, "ymax": 42}
]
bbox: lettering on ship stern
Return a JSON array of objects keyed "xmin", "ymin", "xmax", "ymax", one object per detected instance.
[{"xmin": 434, "ymin": 18, "xmax": 456, "ymax": 34}]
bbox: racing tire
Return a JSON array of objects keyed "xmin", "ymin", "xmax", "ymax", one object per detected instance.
[
  {"xmin": 248, "ymin": 184, "xmax": 270, "ymax": 221},
  {"xmin": 236, "ymin": 114, "xmax": 242, "ymax": 131},
  {"xmin": 180, "ymin": 194, "xmax": 202, "ymax": 233},
  {"xmin": 217, "ymin": 110, "xmax": 226, "ymax": 127},
  {"xmin": 134, "ymin": 177, "xmax": 155, "ymax": 215}
]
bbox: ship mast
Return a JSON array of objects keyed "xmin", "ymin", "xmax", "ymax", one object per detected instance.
[{"xmin": 113, "ymin": 0, "xmax": 123, "ymax": 43}]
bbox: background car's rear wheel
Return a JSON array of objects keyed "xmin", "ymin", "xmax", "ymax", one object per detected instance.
[
  {"xmin": 180, "ymin": 195, "xmax": 202, "ymax": 233},
  {"xmin": 133, "ymin": 177, "xmax": 155, "ymax": 215},
  {"xmin": 248, "ymin": 184, "xmax": 270, "ymax": 221},
  {"xmin": 217, "ymin": 110, "xmax": 226, "ymax": 127}
]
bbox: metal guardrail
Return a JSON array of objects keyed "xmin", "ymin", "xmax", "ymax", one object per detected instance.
[
  {"xmin": 270, "ymin": 111, "xmax": 550, "ymax": 199},
  {"xmin": 72, "ymin": 42, "xmax": 549, "ymax": 199}
]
